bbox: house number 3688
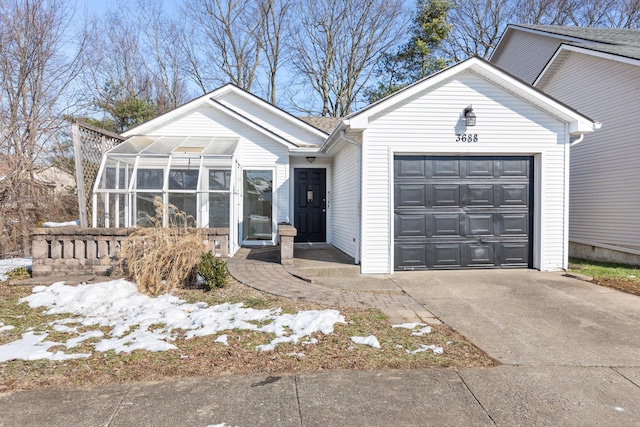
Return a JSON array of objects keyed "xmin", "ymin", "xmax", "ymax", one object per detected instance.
[{"xmin": 456, "ymin": 133, "xmax": 478, "ymax": 142}]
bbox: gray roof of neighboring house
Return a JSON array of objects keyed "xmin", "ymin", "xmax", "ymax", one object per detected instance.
[
  {"xmin": 298, "ymin": 116, "xmax": 342, "ymax": 134},
  {"xmin": 512, "ymin": 24, "xmax": 640, "ymax": 60}
]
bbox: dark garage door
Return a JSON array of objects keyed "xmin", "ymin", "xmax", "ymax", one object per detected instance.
[{"xmin": 394, "ymin": 155, "xmax": 533, "ymax": 270}]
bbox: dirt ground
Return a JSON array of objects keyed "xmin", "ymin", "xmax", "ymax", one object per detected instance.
[{"xmin": 591, "ymin": 277, "xmax": 640, "ymax": 297}]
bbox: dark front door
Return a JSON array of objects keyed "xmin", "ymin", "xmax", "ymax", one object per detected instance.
[
  {"xmin": 294, "ymin": 168, "xmax": 326, "ymax": 242},
  {"xmin": 394, "ymin": 155, "xmax": 533, "ymax": 270}
]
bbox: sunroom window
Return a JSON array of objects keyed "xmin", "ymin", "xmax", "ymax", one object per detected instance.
[
  {"xmin": 168, "ymin": 169, "xmax": 198, "ymax": 227},
  {"xmin": 93, "ymin": 136, "xmax": 237, "ymax": 229}
]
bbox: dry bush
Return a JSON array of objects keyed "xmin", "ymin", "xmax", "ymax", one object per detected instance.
[
  {"xmin": 0, "ymin": 175, "xmax": 78, "ymax": 258},
  {"xmin": 119, "ymin": 197, "xmax": 206, "ymax": 296}
]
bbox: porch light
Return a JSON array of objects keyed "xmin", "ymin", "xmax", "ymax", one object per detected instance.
[
  {"xmin": 306, "ymin": 156, "xmax": 316, "ymax": 163},
  {"xmin": 464, "ymin": 106, "xmax": 476, "ymax": 127}
]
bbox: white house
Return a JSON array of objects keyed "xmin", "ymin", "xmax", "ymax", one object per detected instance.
[
  {"xmin": 490, "ymin": 24, "xmax": 639, "ymax": 264},
  {"xmin": 93, "ymin": 57, "xmax": 598, "ymax": 273}
]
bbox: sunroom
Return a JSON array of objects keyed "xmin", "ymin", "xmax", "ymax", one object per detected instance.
[{"xmin": 93, "ymin": 135, "xmax": 238, "ymax": 230}]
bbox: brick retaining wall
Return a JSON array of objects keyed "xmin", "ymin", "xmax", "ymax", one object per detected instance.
[{"xmin": 31, "ymin": 227, "xmax": 229, "ymax": 277}]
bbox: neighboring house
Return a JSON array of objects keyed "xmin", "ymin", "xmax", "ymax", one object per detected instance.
[
  {"xmin": 94, "ymin": 57, "xmax": 598, "ymax": 273},
  {"xmin": 491, "ymin": 24, "xmax": 640, "ymax": 264},
  {"xmin": 35, "ymin": 166, "xmax": 76, "ymax": 195}
]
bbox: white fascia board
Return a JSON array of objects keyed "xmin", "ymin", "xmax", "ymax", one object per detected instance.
[
  {"xmin": 205, "ymin": 99, "xmax": 299, "ymax": 148},
  {"xmin": 220, "ymin": 88, "xmax": 329, "ymax": 139},
  {"xmin": 505, "ymin": 25, "xmax": 589, "ymax": 44}
]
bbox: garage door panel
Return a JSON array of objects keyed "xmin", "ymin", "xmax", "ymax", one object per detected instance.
[
  {"xmin": 500, "ymin": 158, "xmax": 530, "ymax": 178},
  {"xmin": 467, "ymin": 158, "xmax": 494, "ymax": 177},
  {"xmin": 395, "ymin": 183, "xmax": 427, "ymax": 208},
  {"xmin": 395, "ymin": 156, "xmax": 427, "ymax": 178},
  {"xmin": 431, "ymin": 184, "xmax": 460, "ymax": 206},
  {"xmin": 500, "ymin": 213, "xmax": 528, "ymax": 236},
  {"xmin": 431, "ymin": 213, "xmax": 461, "ymax": 237},
  {"xmin": 499, "ymin": 184, "xmax": 528, "ymax": 207},
  {"xmin": 432, "ymin": 157, "xmax": 460, "ymax": 178},
  {"xmin": 429, "ymin": 243, "xmax": 462, "ymax": 268},
  {"xmin": 467, "ymin": 214, "xmax": 494, "ymax": 235},
  {"xmin": 395, "ymin": 243, "xmax": 427, "ymax": 269},
  {"xmin": 467, "ymin": 243, "xmax": 495, "ymax": 266},
  {"xmin": 394, "ymin": 155, "xmax": 533, "ymax": 270},
  {"xmin": 466, "ymin": 184, "xmax": 494, "ymax": 206},
  {"xmin": 396, "ymin": 214, "xmax": 427, "ymax": 238},
  {"xmin": 497, "ymin": 242, "xmax": 529, "ymax": 266}
]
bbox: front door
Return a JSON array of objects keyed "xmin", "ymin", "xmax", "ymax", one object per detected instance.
[{"xmin": 294, "ymin": 168, "xmax": 326, "ymax": 242}]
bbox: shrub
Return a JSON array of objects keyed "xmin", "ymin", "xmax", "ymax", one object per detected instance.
[
  {"xmin": 6, "ymin": 266, "xmax": 31, "ymax": 280},
  {"xmin": 120, "ymin": 227, "xmax": 206, "ymax": 296},
  {"xmin": 197, "ymin": 251, "xmax": 228, "ymax": 290}
]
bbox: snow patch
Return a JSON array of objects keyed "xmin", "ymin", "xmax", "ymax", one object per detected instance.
[
  {"xmin": 0, "ymin": 280, "xmax": 346, "ymax": 362},
  {"xmin": 406, "ymin": 344, "xmax": 443, "ymax": 355},
  {"xmin": 214, "ymin": 334, "xmax": 228, "ymax": 346},
  {"xmin": 350, "ymin": 335, "xmax": 381, "ymax": 349},
  {"xmin": 41, "ymin": 220, "xmax": 80, "ymax": 228}
]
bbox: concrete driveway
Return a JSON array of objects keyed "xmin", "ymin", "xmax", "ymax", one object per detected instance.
[{"xmin": 391, "ymin": 269, "xmax": 640, "ymax": 366}]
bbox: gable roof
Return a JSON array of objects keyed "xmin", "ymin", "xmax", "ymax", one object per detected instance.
[
  {"xmin": 494, "ymin": 24, "xmax": 640, "ymax": 65},
  {"xmin": 510, "ymin": 24, "xmax": 640, "ymax": 49},
  {"xmin": 495, "ymin": 25, "xmax": 640, "ymax": 88},
  {"xmin": 322, "ymin": 56, "xmax": 599, "ymax": 153},
  {"xmin": 121, "ymin": 84, "xmax": 327, "ymax": 147}
]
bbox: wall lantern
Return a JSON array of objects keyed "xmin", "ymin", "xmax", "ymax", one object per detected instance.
[
  {"xmin": 306, "ymin": 156, "xmax": 316, "ymax": 163},
  {"xmin": 464, "ymin": 105, "xmax": 476, "ymax": 127}
]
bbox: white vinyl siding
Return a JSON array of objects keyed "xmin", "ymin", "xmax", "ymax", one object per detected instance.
[
  {"xmin": 217, "ymin": 91, "xmax": 325, "ymax": 147},
  {"xmin": 359, "ymin": 70, "xmax": 568, "ymax": 273},
  {"xmin": 542, "ymin": 53, "xmax": 640, "ymax": 248},
  {"xmin": 142, "ymin": 104, "xmax": 291, "ymax": 228},
  {"xmin": 331, "ymin": 143, "xmax": 358, "ymax": 258},
  {"xmin": 491, "ymin": 31, "xmax": 564, "ymax": 84}
]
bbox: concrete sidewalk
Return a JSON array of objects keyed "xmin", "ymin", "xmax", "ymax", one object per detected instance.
[{"xmin": 2, "ymin": 367, "xmax": 640, "ymax": 426}]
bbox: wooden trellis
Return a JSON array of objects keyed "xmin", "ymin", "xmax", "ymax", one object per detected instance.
[{"xmin": 72, "ymin": 122, "xmax": 125, "ymax": 227}]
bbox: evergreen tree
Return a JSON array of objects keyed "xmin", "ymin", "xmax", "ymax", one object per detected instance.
[{"xmin": 366, "ymin": 0, "xmax": 452, "ymax": 103}]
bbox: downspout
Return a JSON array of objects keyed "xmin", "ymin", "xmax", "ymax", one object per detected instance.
[
  {"xmin": 569, "ymin": 133, "xmax": 584, "ymax": 146},
  {"xmin": 339, "ymin": 130, "xmax": 362, "ymax": 265}
]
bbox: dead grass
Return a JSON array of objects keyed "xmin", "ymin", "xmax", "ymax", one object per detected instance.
[{"xmin": 0, "ymin": 278, "xmax": 497, "ymax": 391}]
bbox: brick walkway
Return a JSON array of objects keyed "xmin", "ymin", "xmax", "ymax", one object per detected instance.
[{"xmin": 227, "ymin": 247, "xmax": 439, "ymax": 324}]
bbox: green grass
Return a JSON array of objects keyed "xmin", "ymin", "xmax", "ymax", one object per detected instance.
[{"xmin": 568, "ymin": 257, "xmax": 640, "ymax": 282}]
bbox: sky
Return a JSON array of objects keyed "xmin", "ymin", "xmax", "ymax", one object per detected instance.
[{"xmin": 69, "ymin": 0, "xmax": 414, "ymax": 114}]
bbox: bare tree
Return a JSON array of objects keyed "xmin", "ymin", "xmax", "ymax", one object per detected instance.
[
  {"xmin": 609, "ymin": 0, "xmax": 640, "ymax": 28},
  {"xmin": 259, "ymin": 0, "xmax": 292, "ymax": 105},
  {"xmin": 290, "ymin": 0, "xmax": 405, "ymax": 116},
  {"xmin": 137, "ymin": 0, "xmax": 191, "ymax": 113},
  {"xmin": 184, "ymin": 0, "xmax": 263, "ymax": 92},
  {"xmin": 514, "ymin": 0, "xmax": 575, "ymax": 25},
  {"xmin": 443, "ymin": 0, "xmax": 516, "ymax": 61},
  {"xmin": 569, "ymin": 0, "xmax": 640, "ymax": 28},
  {"xmin": 0, "ymin": 0, "xmax": 86, "ymax": 255},
  {"xmin": 81, "ymin": 1, "xmax": 155, "ymax": 131}
]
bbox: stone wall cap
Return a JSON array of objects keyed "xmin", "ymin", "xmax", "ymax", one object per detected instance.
[{"xmin": 278, "ymin": 224, "xmax": 297, "ymax": 237}]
